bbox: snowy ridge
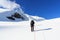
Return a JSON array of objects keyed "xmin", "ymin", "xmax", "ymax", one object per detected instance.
[
  {"xmin": 0, "ymin": 10, "xmax": 45, "ymax": 21},
  {"xmin": 0, "ymin": 7, "xmax": 45, "ymax": 21},
  {"xmin": 0, "ymin": 0, "xmax": 45, "ymax": 22}
]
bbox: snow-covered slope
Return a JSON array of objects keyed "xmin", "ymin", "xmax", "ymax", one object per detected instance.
[
  {"xmin": 0, "ymin": 8, "xmax": 29, "ymax": 21},
  {"xmin": 0, "ymin": 8, "xmax": 45, "ymax": 22},
  {"xmin": 0, "ymin": 17, "xmax": 60, "ymax": 40},
  {"xmin": 0, "ymin": 0, "xmax": 45, "ymax": 22},
  {"xmin": 0, "ymin": 0, "xmax": 60, "ymax": 40}
]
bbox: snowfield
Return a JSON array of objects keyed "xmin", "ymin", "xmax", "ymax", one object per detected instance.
[
  {"xmin": 0, "ymin": 0, "xmax": 60, "ymax": 40},
  {"xmin": 0, "ymin": 18, "xmax": 60, "ymax": 40}
]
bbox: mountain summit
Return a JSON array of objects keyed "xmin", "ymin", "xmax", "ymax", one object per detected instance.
[{"xmin": 0, "ymin": 0, "xmax": 45, "ymax": 22}]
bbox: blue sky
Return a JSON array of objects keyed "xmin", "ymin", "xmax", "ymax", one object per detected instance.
[{"xmin": 15, "ymin": 0, "xmax": 60, "ymax": 19}]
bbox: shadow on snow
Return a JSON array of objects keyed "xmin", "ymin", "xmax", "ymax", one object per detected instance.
[{"xmin": 34, "ymin": 28, "xmax": 52, "ymax": 32}]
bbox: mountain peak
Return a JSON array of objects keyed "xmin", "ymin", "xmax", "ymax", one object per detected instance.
[{"xmin": 0, "ymin": 0, "xmax": 45, "ymax": 22}]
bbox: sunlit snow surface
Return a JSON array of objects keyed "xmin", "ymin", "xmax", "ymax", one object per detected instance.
[
  {"xmin": 0, "ymin": 0, "xmax": 59, "ymax": 40},
  {"xmin": 0, "ymin": 18, "xmax": 60, "ymax": 40}
]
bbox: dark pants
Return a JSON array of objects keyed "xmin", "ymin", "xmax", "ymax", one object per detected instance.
[{"xmin": 31, "ymin": 26, "xmax": 34, "ymax": 32}]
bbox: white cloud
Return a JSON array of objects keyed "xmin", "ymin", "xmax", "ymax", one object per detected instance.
[
  {"xmin": 0, "ymin": 0, "xmax": 24, "ymax": 13},
  {"xmin": 0, "ymin": 0, "xmax": 20, "ymax": 10}
]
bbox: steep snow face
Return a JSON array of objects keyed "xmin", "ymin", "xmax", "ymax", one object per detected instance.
[
  {"xmin": 0, "ymin": 0, "xmax": 29, "ymax": 21},
  {"xmin": 0, "ymin": 0, "xmax": 45, "ymax": 22},
  {"xmin": 0, "ymin": 9, "xmax": 29, "ymax": 21}
]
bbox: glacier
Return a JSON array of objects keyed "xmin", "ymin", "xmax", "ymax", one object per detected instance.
[{"xmin": 0, "ymin": 0, "xmax": 60, "ymax": 40}]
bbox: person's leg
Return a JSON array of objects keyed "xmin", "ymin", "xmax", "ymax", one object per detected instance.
[
  {"xmin": 31, "ymin": 27, "xmax": 32, "ymax": 32},
  {"xmin": 31, "ymin": 27, "xmax": 34, "ymax": 32}
]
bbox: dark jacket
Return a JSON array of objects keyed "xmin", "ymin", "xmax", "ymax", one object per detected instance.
[{"xmin": 30, "ymin": 20, "xmax": 35, "ymax": 27}]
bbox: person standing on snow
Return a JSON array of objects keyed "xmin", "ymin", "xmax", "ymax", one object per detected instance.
[{"xmin": 30, "ymin": 20, "xmax": 35, "ymax": 32}]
